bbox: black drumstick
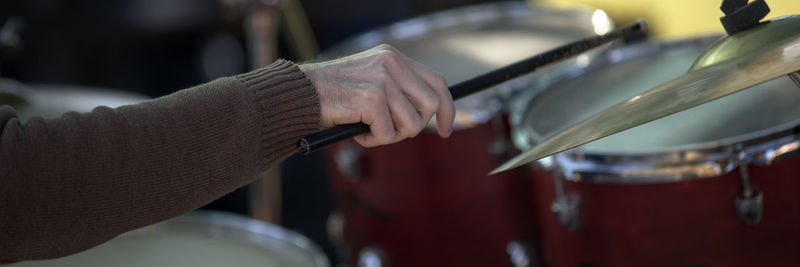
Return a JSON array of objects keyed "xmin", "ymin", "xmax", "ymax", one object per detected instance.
[{"xmin": 297, "ymin": 20, "xmax": 648, "ymax": 154}]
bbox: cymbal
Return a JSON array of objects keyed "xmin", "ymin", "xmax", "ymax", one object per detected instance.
[{"xmin": 491, "ymin": 15, "xmax": 800, "ymax": 175}]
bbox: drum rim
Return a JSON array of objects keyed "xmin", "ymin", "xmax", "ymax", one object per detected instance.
[
  {"xmin": 318, "ymin": 1, "xmax": 612, "ymax": 130},
  {"xmin": 122, "ymin": 210, "xmax": 330, "ymax": 267},
  {"xmin": 510, "ymin": 35, "xmax": 800, "ymax": 183}
]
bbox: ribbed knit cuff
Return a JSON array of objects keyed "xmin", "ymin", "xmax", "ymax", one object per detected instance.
[{"xmin": 235, "ymin": 59, "xmax": 321, "ymax": 166}]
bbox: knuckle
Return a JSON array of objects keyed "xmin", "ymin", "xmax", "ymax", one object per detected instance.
[
  {"xmin": 377, "ymin": 51, "xmax": 400, "ymax": 68},
  {"xmin": 400, "ymin": 119, "xmax": 422, "ymax": 137},
  {"xmin": 421, "ymin": 94, "xmax": 441, "ymax": 113},
  {"xmin": 376, "ymin": 44, "xmax": 397, "ymax": 52},
  {"xmin": 411, "ymin": 120, "xmax": 425, "ymax": 135},
  {"xmin": 376, "ymin": 69, "xmax": 391, "ymax": 82},
  {"xmin": 431, "ymin": 70, "xmax": 445, "ymax": 81},
  {"xmin": 362, "ymin": 89, "xmax": 385, "ymax": 107},
  {"xmin": 379, "ymin": 131, "xmax": 395, "ymax": 143},
  {"xmin": 432, "ymin": 73, "xmax": 448, "ymax": 90}
]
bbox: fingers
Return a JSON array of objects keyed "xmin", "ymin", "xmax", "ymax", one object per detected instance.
[
  {"xmin": 384, "ymin": 79, "xmax": 425, "ymax": 139},
  {"xmin": 353, "ymin": 89, "xmax": 395, "ymax": 147},
  {"xmin": 305, "ymin": 44, "xmax": 457, "ymax": 148},
  {"xmin": 375, "ymin": 50, "xmax": 438, "ymax": 138},
  {"xmin": 420, "ymin": 69, "xmax": 455, "ymax": 138},
  {"xmin": 391, "ymin": 49, "xmax": 456, "ymax": 138}
]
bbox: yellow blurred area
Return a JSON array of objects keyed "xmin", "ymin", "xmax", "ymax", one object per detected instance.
[{"xmin": 535, "ymin": 0, "xmax": 800, "ymax": 39}]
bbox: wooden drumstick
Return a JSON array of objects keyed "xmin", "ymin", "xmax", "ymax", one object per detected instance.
[{"xmin": 297, "ymin": 20, "xmax": 648, "ymax": 154}]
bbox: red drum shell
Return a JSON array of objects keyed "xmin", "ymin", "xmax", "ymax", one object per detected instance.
[
  {"xmin": 529, "ymin": 157, "xmax": 800, "ymax": 267},
  {"xmin": 328, "ymin": 120, "xmax": 537, "ymax": 266}
]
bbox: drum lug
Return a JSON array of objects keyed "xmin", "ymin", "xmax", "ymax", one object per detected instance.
[
  {"xmin": 327, "ymin": 210, "xmax": 353, "ymax": 264},
  {"xmin": 489, "ymin": 115, "xmax": 513, "ymax": 161},
  {"xmin": 551, "ymin": 173, "xmax": 581, "ymax": 231},
  {"xmin": 335, "ymin": 142, "xmax": 366, "ymax": 181},
  {"xmin": 734, "ymin": 163, "xmax": 763, "ymax": 226},
  {"xmin": 358, "ymin": 246, "xmax": 386, "ymax": 267},
  {"xmin": 507, "ymin": 241, "xmax": 539, "ymax": 267}
]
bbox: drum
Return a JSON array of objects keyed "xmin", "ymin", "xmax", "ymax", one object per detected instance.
[
  {"xmin": 322, "ymin": 2, "xmax": 612, "ymax": 266},
  {"xmin": 12, "ymin": 211, "xmax": 329, "ymax": 267},
  {"xmin": 0, "ymin": 78, "xmax": 151, "ymax": 121},
  {"xmin": 511, "ymin": 36, "xmax": 800, "ymax": 267}
]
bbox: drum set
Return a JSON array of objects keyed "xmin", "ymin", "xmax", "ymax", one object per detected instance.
[
  {"xmin": 321, "ymin": 1, "xmax": 800, "ymax": 267},
  {"xmin": 3, "ymin": 0, "xmax": 798, "ymax": 266}
]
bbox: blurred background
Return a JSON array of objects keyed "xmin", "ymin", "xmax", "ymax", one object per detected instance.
[{"xmin": 1, "ymin": 0, "xmax": 798, "ymax": 266}]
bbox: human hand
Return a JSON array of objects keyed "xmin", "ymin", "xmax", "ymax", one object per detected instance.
[{"xmin": 300, "ymin": 44, "xmax": 455, "ymax": 147}]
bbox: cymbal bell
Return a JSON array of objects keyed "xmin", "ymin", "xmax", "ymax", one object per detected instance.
[{"xmin": 491, "ymin": 15, "xmax": 800, "ymax": 175}]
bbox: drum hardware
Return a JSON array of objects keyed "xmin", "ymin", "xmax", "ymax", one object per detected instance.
[
  {"xmin": 507, "ymin": 241, "xmax": 538, "ymax": 267},
  {"xmin": 734, "ymin": 161, "xmax": 763, "ymax": 226},
  {"xmin": 551, "ymin": 172, "xmax": 581, "ymax": 232},
  {"xmin": 357, "ymin": 246, "xmax": 386, "ymax": 267},
  {"xmin": 731, "ymin": 143, "xmax": 765, "ymax": 226},
  {"xmin": 327, "ymin": 210, "xmax": 353, "ymax": 265},
  {"xmin": 489, "ymin": 115, "xmax": 513, "ymax": 161},
  {"xmin": 334, "ymin": 142, "xmax": 366, "ymax": 181},
  {"xmin": 719, "ymin": 0, "xmax": 770, "ymax": 35},
  {"xmin": 297, "ymin": 20, "xmax": 647, "ymax": 155},
  {"xmin": 791, "ymin": 72, "xmax": 800, "ymax": 88},
  {"xmin": 493, "ymin": 10, "xmax": 800, "ymax": 174},
  {"xmin": 239, "ymin": 0, "xmax": 288, "ymax": 224}
]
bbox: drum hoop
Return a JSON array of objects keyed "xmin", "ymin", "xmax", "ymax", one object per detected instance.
[
  {"xmin": 122, "ymin": 210, "xmax": 330, "ymax": 267},
  {"xmin": 319, "ymin": 2, "xmax": 606, "ymax": 59},
  {"xmin": 511, "ymin": 35, "xmax": 800, "ymax": 183},
  {"xmin": 319, "ymin": 1, "xmax": 611, "ymax": 129}
]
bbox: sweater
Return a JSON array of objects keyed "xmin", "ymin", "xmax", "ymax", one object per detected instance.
[{"xmin": 0, "ymin": 60, "xmax": 321, "ymax": 260}]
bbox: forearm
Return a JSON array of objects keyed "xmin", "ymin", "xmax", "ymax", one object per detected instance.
[{"xmin": 0, "ymin": 60, "xmax": 320, "ymax": 260}]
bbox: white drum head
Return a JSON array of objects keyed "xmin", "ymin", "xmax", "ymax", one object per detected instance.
[{"xmin": 13, "ymin": 211, "xmax": 329, "ymax": 267}]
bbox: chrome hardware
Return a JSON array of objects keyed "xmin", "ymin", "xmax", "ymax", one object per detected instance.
[
  {"xmin": 327, "ymin": 210, "xmax": 352, "ymax": 264},
  {"xmin": 335, "ymin": 143, "xmax": 365, "ymax": 181},
  {"xmin": 358, "ymin": 246, "xmax": 385, "ymax": 267},
  {"xmin": 551, "ymin": 173, "xmax": 581, "ymax": 231},
  {"xmin": 507, "ymin": 241, "xmax": 539, "ymax": 267},
  {"xmin": 790, "ymin": 72, "xmax": 800, "ymax": 88},
  {"xmin": 489, "ymin": 115, "xmax": 512, "ymax": 160},
  {"xmin": 734, "ymin": 162, "xmax": 763, "ymax": 226}
]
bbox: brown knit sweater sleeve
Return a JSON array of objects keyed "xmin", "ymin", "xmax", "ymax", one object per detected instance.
[{"xmin": 0, "ymin": 60, "xmax": 320, "ymax": 260}]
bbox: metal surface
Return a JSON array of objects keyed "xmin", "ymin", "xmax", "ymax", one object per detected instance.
[
  {"xmin": 551, "ymin": 173, "xmax": 580, "ymax": 231},
  {"xmin": 334, "ymin": 142, "xmax": 365, "ymax": 180},
  {"xmin": 791, "ymin": 71, "xmax": 800, "ymax": 87},
  {"xmin": 507, "ymin": 241, "xmax": 537, "ymax": 267},
  {"xmin": 509, "ymin": 34, "xmax": 800, "ymax": 183},
  {"xmin": 691, "ymin": 15, "xmax": 800, "ymax": 70},
  {"xmin": 734, "ymin": 189, "xmax": 764, "ymax": 226},
  {"xmin": 734, "ymin": 154, "xmax": 763, "ymax": 226},
  {"xmin": 0, "ymin": 78, "xmax": 150, "ymax": 121},
  {"xmin": 244, "ymin": 0, "xmax": 283, "ymax": 223},
  {"xmin": 13, "ymin": 211, "xmax": 330, "ymax": 267},
  {"xmin": 357, "ymin": 247, "xmax": 385, "ymax": 267},
  {"xmin": 493, "ymin": 15, "xmax": 800, "ymax": 175}
]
